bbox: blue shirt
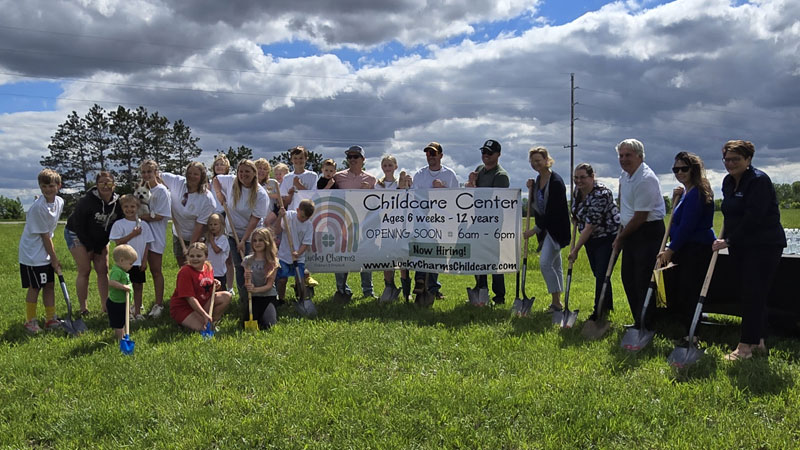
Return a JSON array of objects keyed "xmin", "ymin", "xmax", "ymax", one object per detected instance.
[{"xmin": 667, "ymin": 186, "xmax": 716, "ymax": 252}]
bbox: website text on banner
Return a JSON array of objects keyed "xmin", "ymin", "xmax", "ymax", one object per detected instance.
[{"xmin": 295, "ymin": 188, "xmax": 521, "ymax": 274}]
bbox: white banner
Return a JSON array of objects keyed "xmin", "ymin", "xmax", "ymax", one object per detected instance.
[{"xmin": 295, "ymin": 188, "xmax": 521, "ymax": 274}]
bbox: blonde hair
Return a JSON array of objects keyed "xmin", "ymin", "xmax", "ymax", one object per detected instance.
[
  {"xmin": 273, "ymin": 163, "xmax": 290, "ymax": 177},
  {"xmin": 207, "ymin": 213, "xmax": 224, "ymax": 235},
  {"xmin": 38, "ymin": 168, "xmax": 61, "ymax": 186},
  {"xmin": 254, "ymin": 158, "xmax": 272, "ymax": 185},
  {"xmin": 232, "ymin": 160, "xmax": 260, "ymax": 209},
  {"xmin": 119, "ymin": 194, "xmax": 139, "ymax": 207},
  {"xmin": 187, "ymin": 241, "xmax": 208, "ymax": 256},
  {"xmin": 112, "ymin": 244, "xmax": 138, "ymax": 264},
  {"xmin": 378, "ymin": 154, "xmax": 398, "ymax": 186},
  {"xmin": 322, "ymin": 158, "xmax": 336, "ymax": 169},
  {"xmin": 250, "ymin": 227, "xmax": 278, "ymax": 274},
  {"xmin": 140, "ymin": 159, "xmax": 165, "ymax": 186},
  {"xmin": 212, "ymin": 154, "xmax": 231, "ymax": 177},
  {"xmin": 528, "ymin": 146, "xmax": 554, "ymax": 168}
]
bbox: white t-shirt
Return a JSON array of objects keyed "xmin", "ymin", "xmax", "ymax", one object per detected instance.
[
  {"xmin": 280, "ymin": 170, "xmax": 318, "ymax": 210},
  {"xmin": 161, "ymin": 173, "xmax": 216, "ymax": 240},
  {"xmin": 277, "ymin": 210, "xmax": 313, "ymax": 264},
  {"xmin": 109, "ymin": 218, "xmax": 154, "ymax": 266},
  {"xmin": 18, "ymin": 195, "xmax": 64, "ymax": 267},
  {"xmin": 142, "ymin": 183, "xmax": 171, "ymax": 254},
  {"xmin": 619, "ymin": 162, "xmax": 665, "ymax": 226},
  {"xmin": 412, "ymin": 166, "xmax": 459, "ymax": 189},
  {"xmin": 206, "ymin": 234, "xmax": 230, "ymax": 277},
  {"xmin": 216, "ymin": 174, "xmax": 269, "ymax": 240}
]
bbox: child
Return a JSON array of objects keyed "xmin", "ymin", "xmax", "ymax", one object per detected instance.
[
  {"xmin": 375, "ymin": 155, "xmax": 411, "ymax": 300},
  {"xmin": 317, "ymin": 159, "xmax": 338, "ymax": 189},
  {"xmin": 138, "ymin": 160, "xmax": 172, "ymax": 317},
  {"xmin": 242, "ymin": 227, "xmax": 280, "ymax": 329},
  {"xmin": 206, "ymin": 213, "xmax": 230, "ymax": 290},
  {"xmin": 110, "ymin": 194, "xmax": 154, "ymax": 321},
  {"xmin": 107, "ymin": 244, "xmax": 137, "ymax": 340},
  {"xmin": 280, "ymin": 146, "xmax": 317, "ymax": 211},
  {"xmin": 169, "ymin": 242, "xmax": 232, "ymax": 331},
  {"xmin": 19, "ymin": 169, "xmax": 64, "ymax": 333},
  {"xmin": 275, "ymin": 199, "xmax": 315, "ymax": 302}
]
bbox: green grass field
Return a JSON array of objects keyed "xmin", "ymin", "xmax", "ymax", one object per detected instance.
[{"xmin": 1, "ymin": 211, "xmax": 800, "ymax": 448}]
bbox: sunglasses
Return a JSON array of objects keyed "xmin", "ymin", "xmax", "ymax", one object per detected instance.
[
  {"xmin": 424, "ymin": 149, "xmax": 441, "ymax": 157},
  {"xmin": 480, "ymin": 149, "xmax": 498, "ymax": 156},
  {"xmin": 98, "ymin": 181, "xmax": 115, "ymax": 188},
  {"xmin": 671, "ymin": 166, "xmax": 691, "ymax": 174},
  {"xmin": 346, "ymin": 154, "xmax": 362, "ymax": 160},
  {"xmin": 723, "ymin": 156, "xmax": 743, "ymax": 164}
]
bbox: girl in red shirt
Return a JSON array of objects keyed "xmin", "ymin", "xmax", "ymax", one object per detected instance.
[{"xmin": 169, "ymin": 242, "xmax": 232, "ymax": 331}]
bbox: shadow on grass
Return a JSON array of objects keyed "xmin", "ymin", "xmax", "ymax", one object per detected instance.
[
  {"xmin": 67, "ymin": 338, "xmax": 112, "ymax": 357},
  {"xmin": 725, "ymin": 356, "xmax": 795, "ymax": 396}
]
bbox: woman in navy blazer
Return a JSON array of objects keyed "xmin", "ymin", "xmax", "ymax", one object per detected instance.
[
  {"xmin": 712, "ymin": 140, "xmax": 786, "ymax": 360},
  {"xmin": 523, "ymin": 146, "xmax": 571, "ymax": 313},
  {"xmin": 657, "ymin": 152, "xmax": 716, "ymax": 339}
]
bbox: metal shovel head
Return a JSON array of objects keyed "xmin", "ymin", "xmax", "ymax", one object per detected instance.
[
  {"xmin": 466, "ymin": 287, "xmax": 478, "ymax": 304},
  {"xmin": 510, "ymin": 297, "xmax": 524, "ymax": 316},
  {"xmin": 294, "ymin": 298, "xmax": 318, "ymax": 318},
  {"xmin": 120, "ymin": 334, "xmax": 135, "ymax": 355},
  {"xmin": 667, "ymin": 345, "xmax": 704, "ymax": 368},
  {"xmin": 416, "ymin": 291, "xmax": 435, "ymax": 308},
  {"xmin": 379, "ymin": 285, "xmax": 401, "ymax": 304},
  {"xmin": 558, "ymin": 309, "xmax": 579, "ymax": 328},
  {"xmin": 244, "ymin": 315, "xmax": 259, "ymax": 332},
  {"xmin": 201, "ymin": 322, "xmax": 215, "ymax": 340},
  {"xmin": 519, "ymin": 298, "xmax": 534, "ymax": 317},
  {"xmin": 620, "ymin": 327, "xmax": 655, "ymax": 352},
  {"xmin": 73, "ymin": 318, "xmax": 88, "ymax": 333},
  {"xmin": 60, "ymin": 319, "xmax": 80, "ymax": 336},
  {"xmin": 581, "ymin": 318, "xmax": 611, "ymax": 340}
]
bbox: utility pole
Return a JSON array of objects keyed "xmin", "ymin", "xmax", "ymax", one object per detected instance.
[{"xmin": 564, "ymin": 73, "xmax": 578, "ymax": 202}]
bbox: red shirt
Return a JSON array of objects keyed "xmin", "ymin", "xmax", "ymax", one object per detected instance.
[{"xmin": 169, "ymin": 262, "xmax": 215, "ymax": 323}]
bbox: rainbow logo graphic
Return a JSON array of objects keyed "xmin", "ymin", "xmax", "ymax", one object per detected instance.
[{"xmin": 310, "ymin": 195, "xmax": 360, "ymax": 253}]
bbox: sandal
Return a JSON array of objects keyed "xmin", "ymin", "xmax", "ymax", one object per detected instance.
[
  {"xmin": 546, "ymin": 303, "xmax": 563, "ymax": 313},
  {"xmin": 724, "ymin": 348, "xmax": 752, "ymax": 361},
  {"xmin": 80, "ymin": 309, "xmax": 90, "ymax": 317}
]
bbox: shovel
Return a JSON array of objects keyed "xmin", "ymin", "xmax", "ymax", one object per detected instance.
[
  {"xmin": 120, "ymin": 291, "xmax": 135, "ymax": 355},
  {"xmin": 581, "ymin": 226, "xmax": 622, "ymax": 340},
  {"xmin": 512, "ymin": 185, "xmax": 535, "ymax": 317},
  {"xmin": 621, "ymin": 193, "xmax": 681, "ymax": 352},
  {"xmin": 553, "ymin": 224, "xmax": 579, "ymax": 328},
  {"xmin": 201, "ymin": 283, "xmax": 218, "ymax": 339},
  {"xmin": 414, "ymin": 273, "xmax": 435, "ymax": 308},
  {"xmin": 467, "ymin": 287, "xmax": 489, "ymax": 307},
  {"xmin": 668, "ymin": 226, "xmax": 724, "ymax": 368},
  {"xmin": 379, "ymin": 281, "xmax": 401, "ymax": 304},
  {"xmin": 56, "ymin": 271, "xmax": 86, "ymax": 336},
  {"xmin": 243, "ymin": 268, "xmax": 259, "ymax": 331},
  {"xmin": 270, "ymin": 180, "xmax": 317, "ymax": 319}
]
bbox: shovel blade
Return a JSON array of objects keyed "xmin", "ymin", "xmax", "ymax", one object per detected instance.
[
  {"xmin": 73, "ymin": 318, "xmax": 88, "ymax": 333},
  {"xmin": 562, "ymin": 310, "xmax": 579, "ymax": 328},
  {"xmin": 120, "ymin": 335, "xmax": 135, "ymax": 355},
  {"xmin": 581, "ymin": 318, "xmax": 611, "ymax": 340},
  {"xmin": 552, "ymin": 310, "xmax": 564, "ymax": 325},
  {"xmin": 416, "ymin": 291, "xmax": 435, "ymax": 308},
  {"xmin": 201, "ymin": 323, "xmax": 215, "ymax": 340},
  {"xmin": 510, "ymin": 298, "xmax": 524, "ymax": 316},
  {"xmin": 668, "ymin": 346, "xmax": 704, "ymax": 368},
  {"xmin": 520, "ymin": 298, "xmax": 534, "ymax": 317},
  {"xmin": 379, "ymin": 285, "xmax": 400, "ymax": 304},
  {"xmin": 620, "ymin": 327, "xmax": 655, "ymax": 352},
  {"xmin": 295, "ymin": 299, "xmax": 317, "ymax": 318},
  {"xmin": 244, "ymin": 317, "xmax": 259, "ymax": 332},
  {"xmin": 60, "ymin": 319, "xmax": 79, "ymax": 336}
]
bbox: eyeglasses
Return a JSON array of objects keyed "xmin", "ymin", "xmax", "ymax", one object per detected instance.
[
  {"xmin": 346, "ymin": 154, "xmax": 362, "ymax": 160},
  {"xmin": 723, "ymin": 156, "xmax": 744, "ymax": 164},
  {"xmin": 98, "ymin": 182, "xmax": 114, "ymax": 188},
  {"xmin": 424, "ymin": 149, "xmax": 440, "ymax": 157},
  {"xmin": 480, "ymin": 149, "xmax": 498, "ymax": 156},
  {"xmin": 671, "ymin": 166, "xmax": 691, "ymax": 174}
]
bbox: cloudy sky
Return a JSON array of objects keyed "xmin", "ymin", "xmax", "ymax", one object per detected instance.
[{"xmin": 1, "ymin": 0, "xmax": 798, "ymax": 207}]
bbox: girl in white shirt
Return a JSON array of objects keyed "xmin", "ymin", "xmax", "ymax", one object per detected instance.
[{"xmin": 139, "ymin": 160, "xmax": 172, "ymax": 317}]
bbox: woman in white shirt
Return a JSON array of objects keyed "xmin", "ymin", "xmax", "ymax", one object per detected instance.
[
  {"xmin": 139, "ymin": 160, "xmax": 172, "ymax": 318},
  {"xmin": 161, "ymin": 162, "xmax": 217, "ymax": 266},
  {"xmin": 213, "ymin": 159, "xmax": 269, "ymax": 300}
]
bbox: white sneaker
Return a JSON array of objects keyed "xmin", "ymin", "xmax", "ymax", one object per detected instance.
[
  {"xmin": 24, "ymin": 319, "xmax": 42, "ymax": 334},
  {"xmin": 148, "ymin": 304, "xmax": 164, "ymax": 318},
  {"xmin": 134, "ymin": 314, "xmax": 146, "ymax": 321}
]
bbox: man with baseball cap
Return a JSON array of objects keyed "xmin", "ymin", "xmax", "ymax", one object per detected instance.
[
  {"xmin": 465, "ymin": 139, "xmax": 510, "ymax": 305},
  {"xmin": 333, "ymin": 145, "xmax": 377, "ymax": 301},
  {"xmin": 410, "ymin": 141, "xmax": 459, "ymax": 305}
]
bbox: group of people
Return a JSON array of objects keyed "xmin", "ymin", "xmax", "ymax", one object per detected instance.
[{"xmin": 18, "ymin": 137, "xmax": 786, "ymax": 360}]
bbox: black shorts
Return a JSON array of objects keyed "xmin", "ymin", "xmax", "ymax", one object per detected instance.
[
  {"xmin": 128, "ymin": 265, "xmax": 147, "ymax": 284},
  {"xmin": 106, "ymin": 299, "xmax": 126, "ymax": 329},
  {"xmin": 20, "ymin": 264, "xmax": 54, "ymax": 289}
]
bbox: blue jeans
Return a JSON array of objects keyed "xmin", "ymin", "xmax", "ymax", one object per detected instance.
[
  {"xmin": 335, "ymin": 272, "xmax": 373, "ymax": 296},
  {"xmin": 228, "ymin": 236, "xmax": 252, "ymax": 301},
  {"xmin": 585, "ymin": 234, "xmax": 615, "ymax": 319}
]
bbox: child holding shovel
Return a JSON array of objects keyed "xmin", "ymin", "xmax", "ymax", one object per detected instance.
[
  {"xmin": 242, "ymin": 227, "xmax": 280, "ymax": 329},
  {"xmin": 107, "ymin": 245, "xmax": 137, "ymax": 341},
  {"xmin": 169, "ymin": 242, "xmax": 232, "ymax": 332}
]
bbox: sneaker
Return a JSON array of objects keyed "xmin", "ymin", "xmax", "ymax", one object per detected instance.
[
  {"xmin": 148, "ymin": 304, "xmax": 164, "ymax": 318},
  {"xmin": 45, "ymin": 319, "xmax": 62, "ymax": 330},
  {"xmin": 24, "ymin": 319, "xmax": 42, "ymax": 334},
  {"xmin": 134, "ymin": 314, "xmax": 146, "ymax": 322},
  {"xmin": 306, "ymin": 276, "xmax": 319, "ymax": 287}
]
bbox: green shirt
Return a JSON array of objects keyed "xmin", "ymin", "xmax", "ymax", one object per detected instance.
[
  {"xmin": 108, "ymin": 265, "xmax": 131, "ymax": 303},
  {"xmin": 475, "ymin": 164, "xmax": 510, "ymax": 188}
]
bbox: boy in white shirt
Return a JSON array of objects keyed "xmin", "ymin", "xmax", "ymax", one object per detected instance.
[
  {"xmin": 109, "ymin": 195, "xmax": 154, "ymax": 321},
  {"xmin": 19, "ymin": 169, "xmax": 65, "ymax": 334},
  {"xmin": 280, "ymin": 146, "xmax": 318, "ymax": 211},
  {"xmin": 275, "ymin": 199, "xmax": 315, "ymax": 303}
]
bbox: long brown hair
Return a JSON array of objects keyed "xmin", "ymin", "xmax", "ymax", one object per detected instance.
[
  {"xmin": 674, "ymin": 151, "xmax": 713, "ymax": 204},
  {"xmin": 232, "ymin": 160, "xmax": 259, "ymax": 209}
]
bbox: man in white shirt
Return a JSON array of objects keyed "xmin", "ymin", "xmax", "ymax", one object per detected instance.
[
  {"xmin": 411, "ymin": 142, "xmax": 459, "ymax": 305},
  {"xmin": 613, "ymin": 138, "xmax": 666, "ymax": 330}
]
